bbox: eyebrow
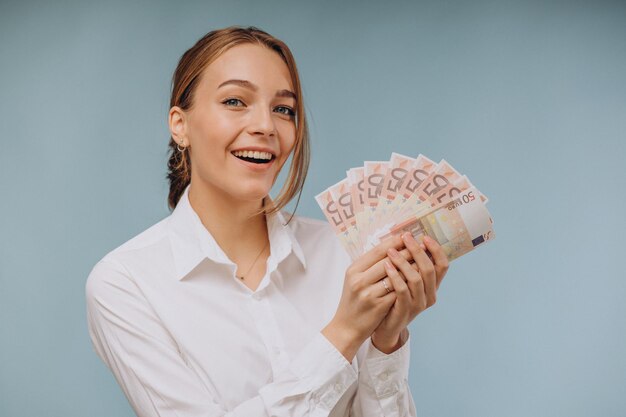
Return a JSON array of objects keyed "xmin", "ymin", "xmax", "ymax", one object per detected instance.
[{"xmin": 217, "ymin": 79, "xmax": 296, "ymax": 100}]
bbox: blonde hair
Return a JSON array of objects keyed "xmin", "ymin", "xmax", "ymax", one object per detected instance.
[{"xmin": 166, "ymin": 26, "xmax": 310, "ymax": 224}]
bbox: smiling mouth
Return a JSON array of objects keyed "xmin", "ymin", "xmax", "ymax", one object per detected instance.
[{"xmin": 231, "ymin": 151, "xmax": 276, "ymax": 164}]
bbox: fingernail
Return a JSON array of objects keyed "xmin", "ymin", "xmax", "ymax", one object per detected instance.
[
  {"xmin": 423, "ymin": 235, "xmax": 432, "ymax": 243},
  {"xmin": 387, "ymin": 247, "xmax": 398, "ymax": 258},
  {"xmin": 420, "ymin": 243, "xmax": 426, "ymax": 250},
  {"xmin": 402, "ymin": 232, "xmax": 415, "ymax": 243},
  {"xmin": 384, "ymin": 260, "xmax": 394, "ymax": 271}
]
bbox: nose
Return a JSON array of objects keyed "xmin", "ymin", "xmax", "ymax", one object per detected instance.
[{"xmin": 248, "ymin": 104, "xmax": 277, "ymax": 137}]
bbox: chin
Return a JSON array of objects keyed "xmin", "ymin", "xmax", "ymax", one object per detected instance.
[
  {"xmin": 234, "ymin": 179, "xmax": 274, "ymax": 197},
  {"xmin": 232, "ymin": 188, "xmax": 271, "ymax": 203}
]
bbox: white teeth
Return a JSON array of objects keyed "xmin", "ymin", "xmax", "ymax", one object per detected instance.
[{"xmin": 232, "ymin": 150, "xmax": 273, "ymax": 160}]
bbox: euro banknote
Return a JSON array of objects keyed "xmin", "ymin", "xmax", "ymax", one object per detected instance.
[
  {"xmin": 315, "ymin": 153, "xmax": 494, "ymax": 262},
  {"xmin": 376, "ymin": 187, "xmax": 494, "ymax": 262}
]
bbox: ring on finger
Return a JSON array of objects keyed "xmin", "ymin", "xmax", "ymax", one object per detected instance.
[{"xmin": 381, "ymin": 278, "xmax": 391, "ymax": 294}]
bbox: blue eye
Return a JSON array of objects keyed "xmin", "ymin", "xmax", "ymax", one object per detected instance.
[
  {"xmin": 275, "ymin": 106, "xmax": 296, "ymax": 117},
  {"xmin": 223, "ymin": 98, "xmax": 244, "ymax": 107}
]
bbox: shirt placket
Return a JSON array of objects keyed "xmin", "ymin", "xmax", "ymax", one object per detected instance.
[{"xmin": 248, "ymin": 275, "xmax": 290, "ymax": 379}]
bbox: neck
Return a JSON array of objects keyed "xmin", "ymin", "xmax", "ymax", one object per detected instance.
[{"xmin": 187, "ymin": 179, "xmax": 269, "ymax": 259}]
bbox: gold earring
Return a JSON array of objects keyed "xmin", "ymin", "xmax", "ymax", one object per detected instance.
[{"xmin": 176, "ymin": 140, "xmax": 186, "ymax": 152}]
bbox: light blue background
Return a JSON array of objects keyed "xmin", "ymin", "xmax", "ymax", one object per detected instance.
[{"xmin": 1, "ymin": 1, "xmax": 625, "ymax": 416}]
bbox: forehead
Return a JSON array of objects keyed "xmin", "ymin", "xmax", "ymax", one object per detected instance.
[{"xmin": 200, "ymin": 43, "xmax": 294, "ymax": 92}]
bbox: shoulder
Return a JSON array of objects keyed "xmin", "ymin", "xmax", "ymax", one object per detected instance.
[
  {"xmin": 101, "ymin": 216, "xmax": 171, "ymax": 263},
  {"xmin": 86, "ymin": 215, "xmax": 172, "ymax": 301}
]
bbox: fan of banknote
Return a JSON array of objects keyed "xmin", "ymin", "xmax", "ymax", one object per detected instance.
[{"xmin": 315, "ymin": 153, "xmax": 495, "ymax": 262}]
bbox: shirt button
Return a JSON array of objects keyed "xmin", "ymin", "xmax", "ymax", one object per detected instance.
[
  {"xmin": 334, "ymin": 383, "xmax": 344, "ymax": 393},
  {"xmin": 379, "ymin": 371, "xmax": 389, "ymax": 381}
]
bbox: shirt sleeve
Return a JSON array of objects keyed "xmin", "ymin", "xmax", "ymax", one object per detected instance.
[
  {"xmin": 86, "ymin": 260, "xmax": 358, "ymax": 417},
  {"xmin": 350, "ymin": 332, "xmax": 417, "ymax": 417}
]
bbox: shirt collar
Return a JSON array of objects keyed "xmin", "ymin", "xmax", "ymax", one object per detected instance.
[{"xmin": 168, "ymin": 183, "xmax": 306, "ymax": 281}]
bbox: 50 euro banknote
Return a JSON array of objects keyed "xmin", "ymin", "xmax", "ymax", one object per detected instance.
[{"xmin": 371, "ymin": 187, "xmax": 495, "ymax": 262}]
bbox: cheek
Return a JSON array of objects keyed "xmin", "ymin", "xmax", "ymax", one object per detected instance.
[
  {"xmin": 280, "ymin": 125, "xmax": 297, "ymax": 154},
  {"xmin": 191, "ymin": 109, "xmax": 234, "ymax": 146},
  {"xmin": 278, "ymin": 141, "xmax": 297, "ymax": 169}
]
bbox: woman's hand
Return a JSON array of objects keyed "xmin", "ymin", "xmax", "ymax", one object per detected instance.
[
  {"xmin": 328, "ymin": 234, "xmax": 407, "ymax": 348},
  {"xmin": 371, "ymin": 232, "xmax": 450, "ymax": 353}
]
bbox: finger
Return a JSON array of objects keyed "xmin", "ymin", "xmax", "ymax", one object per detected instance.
[
  {"xmin": 397, "ymin": 233, "xmax": 427, "ymax": 301},
  {"xmin": 349, "ymin": 235, "xmax": 404, "ymax": 274},
  {"xmin": 372, "ymin": 276, "xmax": 394, "ymax": 298},
  {"xmin": 378, "ymin": 287, "xmax": 398, "ymax": 308},
  {"xmin": 361, "ymin": 243, "xmax": 418, "ymax": 287},
  {"xmin": 383, "ymin": 259, "xmax": 411, "ymax": 302},
  {"xmin": 407, "ymin": 234, "xmax": 437, "ymax": 307},
  {"xmin": 422, "ymin": 235, "xmax": 450, "ymax": 289},
  {"xmin": 387, "ymin": 247, "xmax": 422, "ymax": 301}
]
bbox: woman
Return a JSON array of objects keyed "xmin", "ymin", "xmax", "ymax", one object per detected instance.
[{"xmin": 86, "ymin": 26, "xmax": 449, "ymax": 417}]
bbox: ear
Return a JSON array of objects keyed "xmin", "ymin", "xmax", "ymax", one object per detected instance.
[{"xmin": 169, "ymin": 106, "xmax": 188, "ymax": 145}]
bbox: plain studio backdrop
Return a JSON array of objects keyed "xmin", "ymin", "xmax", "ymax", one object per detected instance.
[{"xmin": 1, "ymin": 1, "xmax": 625, "ymax": 416}]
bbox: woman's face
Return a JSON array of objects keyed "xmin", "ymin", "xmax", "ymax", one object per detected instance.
[{"xmin": 172, "ymin": 43, "xmax": 297, "ymax": 205}]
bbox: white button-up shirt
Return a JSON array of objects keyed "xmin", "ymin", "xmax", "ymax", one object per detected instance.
[{"xmin": 86, "ymin": 184, "xmax": 417, "ymax": 417}]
